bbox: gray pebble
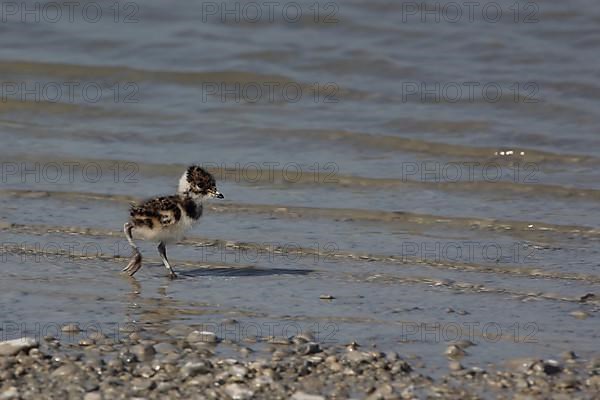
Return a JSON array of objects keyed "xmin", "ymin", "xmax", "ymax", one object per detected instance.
[
  {"xmin": 223, "ymin": 383, "xmax": 254, "ymax": 400},
  {"xmin": 61, "ymin": 323, "xmax": 81, "ymax": 333},
  {"xmin": 182, "ymin": 361, "xmax": 211, "ymax": 378},
  {"xmin": 0, "ymin": 337, "xmax": 38, "ymax": 356},
  {"xmin": 291, "ymin": 391, "xmax": 325, "ymax": 400},
  {"xmin": 445, "ymin": 345, "xmax": 466, "ymax": 359},
  {"xmin": 130, "ymin": 344, "xmax": 156, "ymax": 362},
  {"xmin": 186, "ymin": 330, "xmax": 219, "ymax": 344},
  {"xmin": 153, "ymin": 342, "xmax": 178, "ymax": 354}
]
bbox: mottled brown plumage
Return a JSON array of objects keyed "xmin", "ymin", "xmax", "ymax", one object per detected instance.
[
  {"xmin": 123, "ymin": 166, "xmax": 223, "ymax": 279},
  {"xmin": 129, "ymin": 195, "xmax": 202, "ymax": 229},
  {"xmin": 185, "ymin": 165, "xmax": 217, "ymax": 196}
]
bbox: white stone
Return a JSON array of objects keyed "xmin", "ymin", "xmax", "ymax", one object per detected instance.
[
  {"xmin": 0, "ymin": 337, "xmax": 38, "ymax": 356},
  {"xmin": 291, "ymin": 392, "xmax": 325, "ymax": 400}
]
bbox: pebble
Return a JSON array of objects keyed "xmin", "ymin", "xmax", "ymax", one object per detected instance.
[
  {"xmin": 230, "ymin": 365, "xmax": 248, "ymax": 379},
  {"xmin": 445, "ymin": 345, "xmax": 466, "ymax": 359},
  {"xmin": 569, "ymin": 310, "xmax": 590, "ymax": 319},
  {"xmin": 186, "ymin": 330, "xmax": 219, "ymax": 344},
  {"xmin": 449, "ymin": 361, "xmax": 464, "ymax": 371},
  {"xmin": 291, "ymin": 392, "xmax": 325, "ymax": 400},
  {"xmin": 268, "ymin": 336, "xmax": 291, "ymax": 345},
  {"xmin": 0, "ymin": 387, "xmax": 19, "ymax": 400},
  {"xmin": 79, "ymin": 338, "xmax": 95, "ymax": 347},
  {"xmin": 130, "ymin": 344, "xmax": 156, "ymax": 361},
  {"xmin": 153, "ymin": 342, "xmax": 178, "ymax": 354},
  {"xmin": 182, "ymin": 361, "xmax": 211, "ymax": 378},
  {"xmin": 223, "ymin": 383, "xmax": 254, "ymax": 400},
  {"xmin": 61, "ymin": 323, "xmax": 81, "ymax": 333},
  {"xmin": 452, "ymin": 340, "xmax": 475, "ymax": 349},
  {"xmin": 166, "ymin": 325, "xmax": 193, "ymax": 337},
  {"xmin": 293, "ymin": 332, "xmax": 316, "ymax": 343},
  {"xmin": 131, "ymin": 377, "xmax": 155, "ymax": 392},
  {"xmin": 0, "ymin": 337, "xmax": 38, "ymax": 356},
  {"xmin": 300, "ymin": 342, "xmax": 321, "ymax": 355},
  {"xmin": 51, "ymin": 364, "xmax": 78, "ymax": 377},
  {"xmin": 83, "ymin": 393, "xmax": 102, "ymax": 400}
]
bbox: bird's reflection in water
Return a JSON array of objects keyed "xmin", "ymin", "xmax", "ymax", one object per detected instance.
[{"xmin": 121, "ymin": 274, "xmax": 182, "ymax": 338}]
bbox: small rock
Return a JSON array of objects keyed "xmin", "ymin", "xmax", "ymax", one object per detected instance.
[
  {"xmin": 507, "ymin": 357, "xmax": 538, "ymax": 373},
  {"xmin": 586, "ymin": 375, "xmax": 600, "ymax": 387},
  {"xmin": 182, "ymin": 361, "xmax": 211, "ymax": 378},
  {"xmin": 130, "ymin": 344, "xmax": 156, "ymax": 361},
  {"xmin": 293, "ymin": 332, "xmax": 315, "ymax": 344},
  {"xmin": 0, "ymin": 337, "xmax": 39, "ymax": 356},
  {"xmin": 156, "ymin": 382, "xmax": 175, "ymax": 392},
  {"xmin": 118, "ymin": 350, "xmax": 138, "ymax": 364},
  {"xmin": 131, "ymin": 377, "xmax": 155, "ymax": 392},
  {"xmin": 251, "ymin": 375, "xmax": 273, "ymax": 388},
  {"xmin": 79, "ymin": 339, "xmax": 95, "ymax": 347},
  {"xmin": 449, "ymin": 361, "xmax": 464, "ymax": 371},
  {"xmin": 344, "ymin": 351, "xmax": 370, "ymax": 364},
  {"xmin": 83, "ymin": 393, "xmax": 102, "ymax": 400},
  {"xmin": 187, "ymin": 330, "xmax": 219, "ymax": 344},
  {"xmin": 61, "ymin": 323, "xmax": 81, "ymax": 333},
  {"xmin": 291, "ymin": 391, "xmax": 325, "ymax": 400},
  {"xmin": 166, "ymin": 325, "xmax": 193, "ymax": 337},
  {"xmin": 541, "ymin": 360, "xmax": 562, "ymax": 375},
  {"xmin": 230, "ymin": 365, "xmax": 248, "ymax": 379},
  {"xmin": 267, "ymin": 336, "xmax": 291, "ymax": 345},
  {"xmin": 366, "ymin": 384, "xmax": 394, "ymax": 400},
  {"xmin": 346, "ymin": 341, "xmax": 360, "ymax": 351},
  {"xmin": 0, "ymin": 387, "xmax": 19, "ymax": 400},
  {"xmin": 300, "ymin": 342, "xmax": 321, "ymax": 355},
  {"xmin": 153, "ymin": 342, "xmax": 178, "ymax": 354},
  {"xmin": 223, "ymin": 383, "xmax": 254, "ymax": 400},
  {"xmin": 107, "ymin": 358, "xmax": 124, "ymax": 371},
  {"xmin": 445, "ymin": 345, "xmax": 466, "ymax": 359},
  {"xmin": 452, "ymin": 339, "xmax": 475, "ymax": 349},
  {"xmin": 51, "ymin": 364, "xmax": 78, "ymax": 377},
  {"xmin": 570, "ymin": 310, "xmax": 590, "ymax": 320},
  {"xmin": 119, "ymin": 324, "xmax": 137, "ymax": 333},
  {"xmin": 557, "ymin": 378, "xmax": 578, "ymax": 389},
  {"xmin": 579, "ymin": 293, "xmax": 596, "ymax": 302}
]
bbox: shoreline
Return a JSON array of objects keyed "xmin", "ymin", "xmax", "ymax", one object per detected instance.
[{"xmin": 1, "ymin": 331, "xmax": 598, "ymax": 399}]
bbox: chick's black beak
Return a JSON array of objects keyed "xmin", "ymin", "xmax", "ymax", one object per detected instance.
[{"xmin": 216, "ymin": 192, "xmax": 224, "ymax": 199}]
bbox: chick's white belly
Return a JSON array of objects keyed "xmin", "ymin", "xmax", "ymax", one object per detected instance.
[{"xmin": 134, "ymin": 214, "xmax": 195, "ymax": 243}]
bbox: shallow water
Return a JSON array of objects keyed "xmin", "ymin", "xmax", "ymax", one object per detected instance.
[{"xmin": 1, "ymin": 0, "xmax": 599, "ymax": 374}]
